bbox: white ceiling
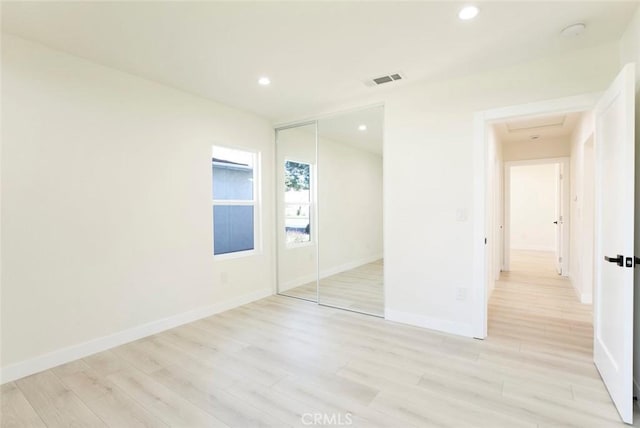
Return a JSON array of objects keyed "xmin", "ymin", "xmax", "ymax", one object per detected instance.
[
  {"xmin": 494, "ymin": 111, "xmax": 582, "ymax": 144},
  {"xmin": 2, "ymin": 2, "xmax": 637, "ymax": 122},
  {"xmin": 319, "ymin": 106, "xmax": 384, "ymax": 155}
]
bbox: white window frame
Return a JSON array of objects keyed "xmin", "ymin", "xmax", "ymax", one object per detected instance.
[
  {"xmin": 284, "ymin": 158, "xmax": 314, "ymax": 249},
  {"xmin": 212, "ymin": 145, "xmax": 261, "ymax": 260}
]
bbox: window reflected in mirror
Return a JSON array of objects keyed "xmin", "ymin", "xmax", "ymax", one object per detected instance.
[{"xmin": 284, "ymin": 160, "xmax": 311, "ymax": 245}]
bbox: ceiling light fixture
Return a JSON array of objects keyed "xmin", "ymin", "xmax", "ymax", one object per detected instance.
[
  {"xmin": 258, "ymin": 77, "xmax": 271, "ymax": 86},
  {"xmin": 458, "ymin": 5, "xmax": 479, "ymax": 21},
  {"xmin": 358, "ymin": 124, "xmax": 367, "ymax": 131},
  {"xmin": 560, "ymin": 23, "xmax": 586, "ymax": 38}
]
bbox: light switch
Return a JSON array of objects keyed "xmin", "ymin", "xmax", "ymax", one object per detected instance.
[{"xmin": 456, "ymin": 209, "xmax": 468, "ymax": 222}]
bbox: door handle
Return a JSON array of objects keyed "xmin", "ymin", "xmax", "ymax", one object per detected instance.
[
  {"xmin": 553, "ymin": 221, "xmax": 558, "ymax": 224},
  {"xmin": 604, "ymin": 254, "xmax": 624, "ymax": 267}
]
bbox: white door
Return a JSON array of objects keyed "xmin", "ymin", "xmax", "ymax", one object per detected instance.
[
  {"xmin": 594, "ymin": 63, "xmax": 636, "ymax": 424},
  {"xmin": 554, "ymin": 162, "xmax": 570, "ymax": 276},
  {"xmin": 554, "ymin": 164, "xmax": 563, "ymax": 274}
]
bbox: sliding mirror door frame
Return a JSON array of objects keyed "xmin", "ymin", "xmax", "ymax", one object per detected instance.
[
  {"xmin": 275, "ymin": 103, "xmax": 385, "ymax": 318},
  {"xmin": 275, "ymin": 121, "xmax": 319, "ymax": 302},
  {"xmin": 316, "ymin": 105, "xmax": 385, "ymax": 317}
]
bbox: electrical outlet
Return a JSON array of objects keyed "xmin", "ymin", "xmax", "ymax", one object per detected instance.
[{"xmin": 456, "ymin": 287, "xmax": 467, "ymax": 301}]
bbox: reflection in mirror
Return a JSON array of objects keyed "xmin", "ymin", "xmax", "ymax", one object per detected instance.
[
  {"xmin": 284, "ymin": 160, "xmax": 312, "ymax": 245},
  {"xmin": 276, "ymin": 123, "xmax": 318, "ymax": 302},
  {"xmin": 318, "ymin": 106, "xmax": 384, "ymax": 316}
]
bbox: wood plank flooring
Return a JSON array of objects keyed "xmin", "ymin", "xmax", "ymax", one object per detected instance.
[
  {"xmin": 281, "ymin": 260, "xmax": 384, "ymax": 316},
  {"xmin": 2, "ymin": 251, "xmax": 635, "ymax": 427},
  {"xmin": 489, "ymin": 250, "xmax": 593, "ymax": 359}
]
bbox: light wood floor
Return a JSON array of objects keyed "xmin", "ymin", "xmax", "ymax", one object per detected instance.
[
  {"xmin": 2, "ymin": 251, "xmax": 635, "ymax": 427},
  {"xmin": 281, "ymin": 260, "xmax": 384, "ymax": 316},
  {"xmin": 489, "ymin": 250, "xmax": 593, "ymax": 355}
]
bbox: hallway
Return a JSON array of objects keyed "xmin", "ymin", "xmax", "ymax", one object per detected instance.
[{"xmin": 489, "ymin": 250, "xmax": 593, "ymax": 354}]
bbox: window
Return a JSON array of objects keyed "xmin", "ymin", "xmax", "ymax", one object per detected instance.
[
  {"xmin": 212, "ymin": 146, "xmax": 259, "ymax": 256},
  {"xmin": 284, "ymin": 160, "xmax": 312, "ymax": 245}
]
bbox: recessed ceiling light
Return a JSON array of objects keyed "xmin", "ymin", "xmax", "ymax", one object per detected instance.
[
  {"xmin": 258, "ymin": 77, "xmax": 271, "ymax": 86},
  {"xmin": 458, "ymin": 5, "xmax": 479, "ymax": 21},
  {"xmin": 560, "ymin": 23, "xmax": 586, "ymax": 38},
  {"xmin": 358, "ymin": 124, "xmax": 367, "ymax": 131}
]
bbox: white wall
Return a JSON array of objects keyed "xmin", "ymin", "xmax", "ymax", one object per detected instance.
[
  {"xmin": 569, "ymin": 111, "xmax": 595, "ymax": 304},
  {"xmin": 1, "ymin": 35, "xmax": 275, "ymax": 380},
  {"xmin": 503, "ymin": 137, "xmax": 571, "ymax": 161},
  {"xmin": 382, "ymin": 42, "xmax": 620, "ymax": 336},
  {"xmin": 619, "ymin": 5, "xmax": 640, "ymax": 400},
  {"xmin": 509, "ymin": 164, "xmax": 557, "ymax": 252}
]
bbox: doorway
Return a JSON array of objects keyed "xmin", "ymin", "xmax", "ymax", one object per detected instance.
[
  {"xmin": 503, "ymin": 158, "xmax": 570, "ymax": 277},
  {"xmin": 484, "ymin": 108, "xmax": 589, "ymax": 345},
  {"xmin": 472, "ymin": 92, "xmax": 599, "ymax": 338}
]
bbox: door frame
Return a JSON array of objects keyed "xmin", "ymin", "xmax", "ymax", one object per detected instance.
[
  {"xmin": 502, "ymin": 157, "xmax": 571, "ymax": 275},
  {"xmin": 472, "ymin": 92, "xmax": 600, "ymax": 339},
  {"xmin": 274, "ymin": 121, "xmax": 320, "ymax": 304}
]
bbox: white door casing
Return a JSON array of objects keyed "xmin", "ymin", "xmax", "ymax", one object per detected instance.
[
  {"xmin": 555, "ymin": 164, "xmax": 563, "ymax": 274},
  {"xmin": 554, "ymin": 162, "xmax": 570, "ymax": 276},
  {"xmin": 473, "ymin": 92, "xmax": 600, "ymax": 340}
]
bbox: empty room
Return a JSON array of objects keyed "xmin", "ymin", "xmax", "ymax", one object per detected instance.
[{"xmin": 1, "ymin": 2, "xmax": 640, "ymax": 427}]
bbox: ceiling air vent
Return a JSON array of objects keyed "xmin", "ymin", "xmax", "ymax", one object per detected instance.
[{"xmin": 365, "ymin": 72, "xmax": 404, "ymax": 87}]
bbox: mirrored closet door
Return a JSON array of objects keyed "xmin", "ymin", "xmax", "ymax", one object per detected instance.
[
  {"xmin": 276, "ymin": 106, "xmax": 384, "ymax": 317},
  {"xmin": 276, "ymin": 122, "xmax": 318, "ymax": 302},
  {"xmin": 317, "ymin": 106, "xmax": 384, "ymax": 316}
]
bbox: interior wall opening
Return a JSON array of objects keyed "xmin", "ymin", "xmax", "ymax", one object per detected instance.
[
  {"xmin": 508, "ymin": 162, "xmax": 564, "ymax": 275},
  {"xmin": 485, "ymin": 109, "xmax": 595, "ymax": 352}
]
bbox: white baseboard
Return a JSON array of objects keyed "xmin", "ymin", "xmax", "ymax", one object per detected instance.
[
  {"xmin": 0, "ymin": 287, "xmax": 272, "ymax": 384},
  {"xmin": 569, "ymin": 276, "xmax": 593, "ymax": 305},
  {"xmin": 569, "ymin": 274, "xmax": 582, "ymax": 300},
  {"xmin": 279, "ymin": 254, "xmax": 383, "ymax": 292},
  {"xmin": 488, "ymin": 284, "xmax": 496, "ymax": 299},
  {"xmin": 385, "ymin": 308, "xmax": 474, "ymax": 338},
  {"xmin": 580, "ymin": 293, "xmax": 593, "ymax": 304},
  {"xmin": 320, "ymin": 254, "xmax": 383, "ymax": 279},
  {"xmin": 279, "ymin": 273, "xmax": 317, "ymax": 292}
]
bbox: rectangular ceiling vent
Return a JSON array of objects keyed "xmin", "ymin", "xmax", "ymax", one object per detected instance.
[{"xmin": 365, "ymin": 72, "xmax": 404, "ymax": 87}]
